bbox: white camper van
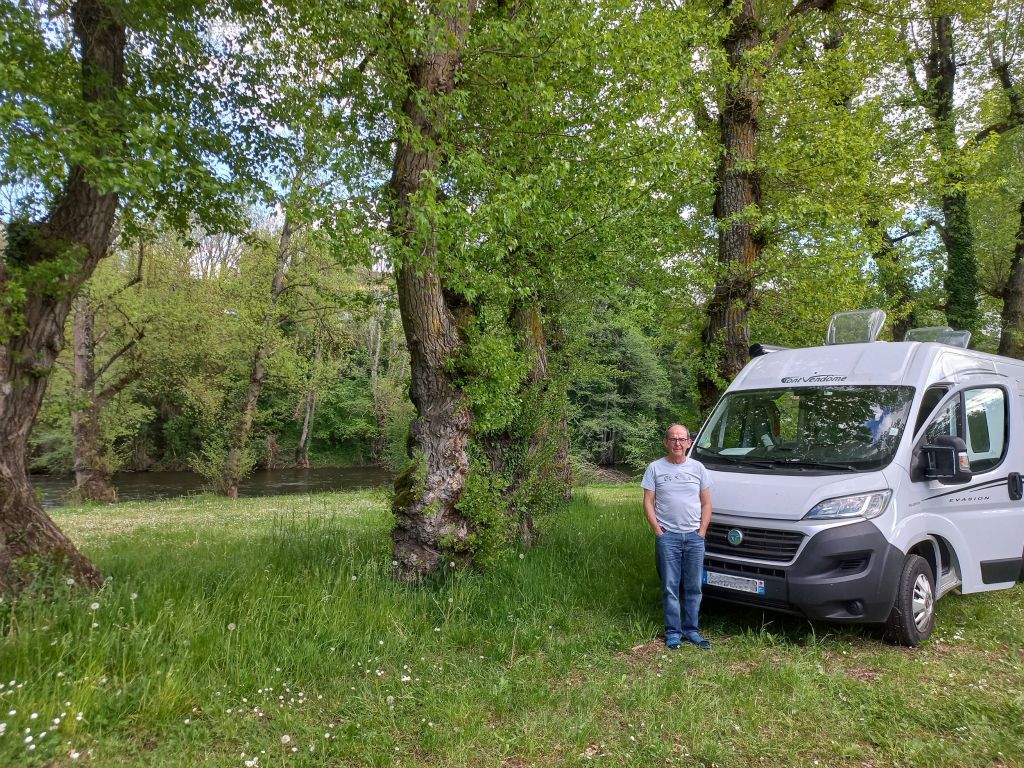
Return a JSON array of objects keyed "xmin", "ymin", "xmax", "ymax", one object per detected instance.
[{"xmin": 691, "ymin": 310, "xmax": 1024, "ymax": 645}]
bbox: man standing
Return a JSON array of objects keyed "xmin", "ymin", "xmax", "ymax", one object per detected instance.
[{"xmin": 641, "ymin": 423, "xmax": 713, "ymax": 650}]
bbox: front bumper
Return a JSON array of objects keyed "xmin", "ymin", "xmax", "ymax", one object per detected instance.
[{"xmin": 702, "ymin": 519, "xmax": 904, "ymax": 623}]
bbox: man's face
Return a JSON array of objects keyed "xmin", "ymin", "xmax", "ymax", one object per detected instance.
[{"xmin": 664, "ymin": 427, "xmax": 691, "ymax": 460}]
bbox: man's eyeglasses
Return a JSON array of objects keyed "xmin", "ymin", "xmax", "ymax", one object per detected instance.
[{"xmin": 667, "ymin": 437, "xmax": 692, "ymax": 444}]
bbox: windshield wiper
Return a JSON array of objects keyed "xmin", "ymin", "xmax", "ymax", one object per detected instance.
[
  {"xmin": 769, "ymin": 459, "xmax": 860, "ymax": 472},
  {"xmin": 696, "ymin": 452, "xmax": 775, "ymax": 470}
]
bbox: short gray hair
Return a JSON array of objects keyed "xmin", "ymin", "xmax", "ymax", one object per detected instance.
[{"xmin": 665, "ymin": 423, "xmax": 690, "ymax": 439}]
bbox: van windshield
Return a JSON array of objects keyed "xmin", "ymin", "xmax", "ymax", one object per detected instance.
[{"xmin": 692, "ymin": 386, "xmax": 915, "ymax": 473}]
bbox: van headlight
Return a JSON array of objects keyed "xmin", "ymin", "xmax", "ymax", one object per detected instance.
[{"xmin": 804, "ymin": 490, "xmax": 892, "ymax": 520}]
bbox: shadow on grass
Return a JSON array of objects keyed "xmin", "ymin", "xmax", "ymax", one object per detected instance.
[{"xmin": 700, "ymin": 599, "xmax": 882, "ymax": 647}]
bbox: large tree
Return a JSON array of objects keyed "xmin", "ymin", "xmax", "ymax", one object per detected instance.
[
  {"xmin": 902, "ymin": 3, "xmax": 982, "ymax": 335},
  {"xmin": 1, "ymin": 0, "xmax": 265, "ymax": 592},
  {"xmin": 695, "ymin": 0, "xmax": 847, "ymax": 411},
  {"xmin": 0, "ymin": 0, "xmax": 125, "ymax": 591},
  {"xmin": 382, "ymin": 0, "xmax": 674, "ymax": 578},
  {"xmin": 385, "ymin": 0, "xmax": 481, "ymax": 577},
  {"xmin": 978, "ymin": 0, "xmax": 1024, "ymax": 355}
]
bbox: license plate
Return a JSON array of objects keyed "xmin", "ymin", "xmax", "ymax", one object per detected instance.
[{"xmin": 703, "ymin": 570, "xmax": 766, "ymax": 596}]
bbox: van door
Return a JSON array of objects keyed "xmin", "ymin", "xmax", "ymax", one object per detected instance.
[{"xmin": 914, "ymin": 385, "xmax": 1024, "ymax": 592}]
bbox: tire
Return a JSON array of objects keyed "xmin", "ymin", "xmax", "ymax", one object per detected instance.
[{"xmin": 884, "ymin": 554, "xmax": 936, "ymax": 647}]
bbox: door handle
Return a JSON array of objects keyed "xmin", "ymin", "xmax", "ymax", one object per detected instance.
[{"xmin": 1009, "ymin": 472, "xmax": 1023, "ymax": 501}]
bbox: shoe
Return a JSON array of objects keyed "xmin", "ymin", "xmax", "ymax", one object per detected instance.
[
  {"xmin": 685, "ymin": 634, "xmax": 712, "ymax": 650},
  {"xmin": 666, "ymin": 640, "xmax": 681, "ymax": 650}
]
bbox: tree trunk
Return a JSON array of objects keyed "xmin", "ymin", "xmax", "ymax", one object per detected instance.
[
  {"xmin": 295, "ymin": 337, "xmax": 320, "ymax": 468},
  {"xmin": 939, "ymin": 187, "xmax": 979, "ymax": 334},
  {"xmin": 925, "ymin": 14, "xmax": 979, "ymax": 336},
  {"xmin": 71, "ymin": 250, "xmax": 141, "ymax": 500},
  {"xmin": 221, "ymin": 214, "xmax": 293, "ymax": 497},
  {"xmin": 479, "ymin": 300, "xmax": 571, "ymax": 548},
  {"xmin": 264, "ymin": 434, "xmax": 282, "ymax": 470},
  {"xmin": 71, "ymin": 296, "xmax": 117, "ymax": 503},
  {"xmin": 698, "ymin": 0, "xmax": 763, "ymax": 414},
  {"xmin": 389, "ymin": 1, "xmax": 478, "ymax": 581},
  {"xmin": 0, "ymin": 0, "xmax": 124, "ymax": 593},
  {"xmin": 367, "ymin": 308, "xmax": 388, "ymax": 461},
  {"xmin": 998, "ymin": 199, "xmax": 1024, "ymax": 358},
  {"xmin": 696, "ymin": 0, "xmax": 837, "ymax": 412}
]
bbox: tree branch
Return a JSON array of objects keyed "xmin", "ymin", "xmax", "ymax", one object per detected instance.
[
  {"xmin": 975, "ymin": 59, "xmax": 1024, "ymax": 143},
  {"xmin": 96, "ymin": 368, "xmax": 141, "ymax": 409},
  {"xmin": 768, "ymin": 0, "xmax": 838, "ymax": 67},
  {"xmin": 94, "ymin": 335, "xmax": 140, "ymax": 382},
  {"xmin": 900, "ymin": 25, "xmax": 928, "ymax": 103}
]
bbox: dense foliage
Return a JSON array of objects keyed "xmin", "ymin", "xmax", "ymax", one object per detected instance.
[{"xmin": 2, "ymin": 0, "xmax": 1023, "ymax": 580}]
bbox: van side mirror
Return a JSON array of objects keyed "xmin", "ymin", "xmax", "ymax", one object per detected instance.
[{"xmin": 917, "ymin": 435, "xmax": 972, "ymax": 484}]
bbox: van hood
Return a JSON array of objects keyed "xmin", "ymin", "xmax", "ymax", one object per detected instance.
[{"xmin": 707, "ymin": 468, "xmax": 894, "ymax": 522}]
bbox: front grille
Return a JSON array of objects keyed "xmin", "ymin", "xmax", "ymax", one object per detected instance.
[
  {"xmin": 704, "ymin": 556, "xmax": 785, "ymax": 579},
  {"xmin": 706, "ymin": 523, "xmax": 804, "ymax": 562}
]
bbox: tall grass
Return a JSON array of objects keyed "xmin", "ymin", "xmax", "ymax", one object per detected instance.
[{"xmin": 1, "ymin": 486, "xmax": 1022, "ymax": 766}]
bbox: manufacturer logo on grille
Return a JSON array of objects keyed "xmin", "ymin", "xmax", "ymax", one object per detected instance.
[{"xmin": 727, "ymin": 528, "xmax": 744, "ymax": 546}]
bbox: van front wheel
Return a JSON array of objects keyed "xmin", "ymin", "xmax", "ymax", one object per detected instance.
[{"xmin": 884, "ymin": 554, "xmax": 935, "ymax": 647}]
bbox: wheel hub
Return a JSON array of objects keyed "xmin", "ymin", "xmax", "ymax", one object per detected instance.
[{"xmin": 911, "ymin": 573, "xmax": 934, "ymax": 632}]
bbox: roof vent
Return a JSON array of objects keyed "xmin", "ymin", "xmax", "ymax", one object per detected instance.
[
  {"xmin": 825, "ymin": 309, "xmax": 886, "ymax": 345},
  {"xmin": 749, "ymin": 343, "xmax": 790, "ymax": 357},
  {"xmin": 903, "ymin": 326, "xmax": 971, "ymax": 348}
]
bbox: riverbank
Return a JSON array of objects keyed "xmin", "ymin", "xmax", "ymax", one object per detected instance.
[
  {"xmin": 2, "ymin": 487, "xmax": 1022, "ymax": 766},
  {"xmin": 29, "ymin": 466, "xmax": 394, "ymax": 508},
  {"xmin": 31, "ymin": 465, "xmax": 636, "ymax": 508}
]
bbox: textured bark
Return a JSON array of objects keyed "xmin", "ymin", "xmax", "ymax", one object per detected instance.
[
  {"xmin": 998, "ymin": 200, "xmax": 1024, "ymax": 358},
  {"xmin": 222, "ymin": 215, "xmax": 293, "ymax": 497},
  {"xmin": 389, "ymin": 2, "xmax": 478, "ymax": 581},
  {"xmin": 0, "ymin": 0, "xmax": 124, "ymax": 593},
  {"xmin": 697, "ymin": 0, "xmax": 837, "ymax": 413},
  {"xmin": 698, "ymin": 0, "xmax": 763, "ymax": 414},
  {"xmin": 924, "ymin": 15, "xmax": 979, "ymax": 335}
]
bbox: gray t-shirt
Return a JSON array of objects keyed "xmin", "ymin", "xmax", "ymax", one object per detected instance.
[{"xmin": 641, "ymin": 457, "xmax": 712, "ymax": 533}]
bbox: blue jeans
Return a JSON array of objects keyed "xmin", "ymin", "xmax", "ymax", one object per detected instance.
[{"xmin": 655, "ymin": 530, "xmax": 705, "ymax": 644}]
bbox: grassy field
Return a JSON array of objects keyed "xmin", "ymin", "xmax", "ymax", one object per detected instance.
[{"xmin": 1, "ymin": 485, "xmax": 1022, "ymax": 767}]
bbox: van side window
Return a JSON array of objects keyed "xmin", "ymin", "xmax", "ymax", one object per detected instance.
[
  {"xmin": 924, "ymin": 399, "xmax": 960, "ymax": 444},
  {"xmin": 963, "ymin": 388, "xmax": 1007, "ymax": 472},
  {"xmin": 922, "ymin": 388, "xmax": 1008, "ymax": 474}
]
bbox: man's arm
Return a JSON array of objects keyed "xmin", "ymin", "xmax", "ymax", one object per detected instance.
[
  {"xmin": 643, "ymin": 489, "xmax": 662, "ymax": 536},
  {"xmin": 698, "ymin": 487, "xmax": 712, "ymax": 538}
]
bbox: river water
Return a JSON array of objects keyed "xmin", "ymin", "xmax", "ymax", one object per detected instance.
[{"xmin": 32, "ymin": 466, "xmax": 393, "ymax": 509}]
